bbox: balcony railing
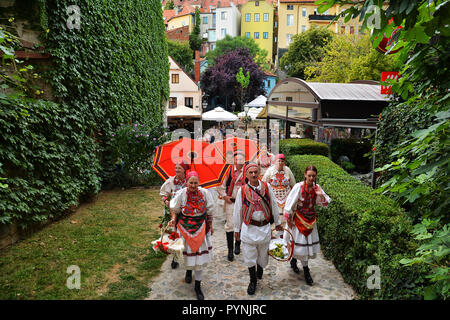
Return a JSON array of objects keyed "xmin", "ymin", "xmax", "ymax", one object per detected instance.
[{"xmin": 308, "ymin": 14, "xmax": 337, "ymax": 21}]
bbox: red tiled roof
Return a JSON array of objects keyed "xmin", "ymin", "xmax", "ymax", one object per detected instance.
[
  {"xmin": 279, "ymin": 0, "xmax": 316, "ymax": 3},
  {"xmin": 163, "ymin": 9, "xmax": 176, "ymax": 22}
]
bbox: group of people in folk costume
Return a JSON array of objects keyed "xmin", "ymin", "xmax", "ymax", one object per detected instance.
[{"xmin": 159, "ymin": 148, "xmax": 331, "ymax": 300}]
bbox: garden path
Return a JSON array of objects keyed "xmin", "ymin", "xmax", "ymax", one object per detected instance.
[{"xmin": 146, "ymin": 196, "xmax": 356, "ymax": 300}]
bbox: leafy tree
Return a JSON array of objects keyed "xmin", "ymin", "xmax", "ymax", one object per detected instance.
[
  {"xmin": 164, "ymin": 0, "xmax": 174, "ymax": 10},
  {"xmin": 320, "ymin": 0, "xmax": 449, "ymax": 300},
  {"xmin": 205, "ymin": 35, "xmax": 270, "ymax": 71},
  {"xmin": 189, "ymin": 8, "xmax": 202, "ymax": 52},
  {"xmin": 305, "ymin": 33, "xmax": 396, "ymax": 82},
  {"xmin": 236, "ymin": 67, "xmax": 250, "ymax": 110},
  {"xmin": 200, "ymin": 48, "xmax": 266, "ymax": 111},
  {"xmin": 279, "ymin": 25, "xmax": 334, "ymax": 79},
  {"xmin": 167, "ymin": 39, "xmax": 194, "ymax": 75}
]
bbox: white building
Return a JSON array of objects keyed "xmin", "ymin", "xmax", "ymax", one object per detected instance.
[
  {"xmin": 215, "ymin": 2, "xmax": 241, "ymax": 41},
  {"xmin": 166, "ymin": 56, "xmax": 203, "ymax": 125}
]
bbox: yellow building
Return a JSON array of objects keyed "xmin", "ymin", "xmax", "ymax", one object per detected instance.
[
  {"xmin": 241, "ymin": 0, "xmax": 276, "ymax": 64},
  {"xmin": 166, "ymin": 6, "xmax": 195, "ymax": 32},
  {"xmin": 276, "ymin": 0, "xmax": 365, "ymax": 64}
]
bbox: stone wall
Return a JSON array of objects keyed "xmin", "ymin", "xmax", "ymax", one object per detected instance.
[{"xmin": 0, "ymin": 223, "xmax": 19, "ymax": 250}]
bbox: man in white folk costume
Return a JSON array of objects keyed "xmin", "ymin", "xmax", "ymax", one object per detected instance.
[
  {"xmin": 217, "ymin": 150, "xmax": 246, "ymax": 261},
  {"xmin": 262, "ymin": 154, "xmax": 296, "ymax": 234},
  {"xmin": 233, "ymin": 162, "xmax": 283, "ymax": 295},
  {"xmin": 169, "ymin": 171, "xmax": 215, "ymax": 300},
  {"xmin": 283, "ymin": 165, "xmax": 331, "ymax": 285},
  {"xmin": 159, "ymin": 161, "xmax": 189, "ymax": 269}
]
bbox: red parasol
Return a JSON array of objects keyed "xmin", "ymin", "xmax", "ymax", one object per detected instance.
[
  {"xmin": 213, "ymin": 137, "xmax": 260, "ymax": 164},
  {"xmin": 152, "ymin": 137, "xmax": 230, "ymax": 188}
]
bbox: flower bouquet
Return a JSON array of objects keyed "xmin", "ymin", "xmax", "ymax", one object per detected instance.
[
  {"xmin": 268, "ymin": 228, "xmax": 294, "ymax": 262},
  {"xmin": 152, "ymin": 225, "xmax": 185, "ymax": 263}
]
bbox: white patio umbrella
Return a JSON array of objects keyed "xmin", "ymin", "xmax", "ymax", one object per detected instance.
[
  {"xmin": 201, "ymin": 107, "xmax": 238, "ymax": 122},
  {"xmin": 247, "ymin": 95, "xmax": 267, "ymax": 108},
  {"xmin": 238, "ymin": 107, "xmax": 264, "ymax": 120},
  {"xmin": 166, "ymin": 105, "xmax": 202, "ymax": 118}
]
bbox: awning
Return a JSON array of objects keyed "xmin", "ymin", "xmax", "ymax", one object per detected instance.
[
  {"xmin": 256, "ymin": 105, "xmax": 268, "ymax": 119},
  {"xmin": 166, "ymin": 105, "xmax": 201, "ymax": 118}
]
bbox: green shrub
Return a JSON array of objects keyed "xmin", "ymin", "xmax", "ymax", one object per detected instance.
[
  {"xmin": 330, "ymin": 138, "xmax": 372, "ymax": 173},
  {"xmin": 288, "ymin": 155, "xmax": 431, "ymax": 299},
  {"xmin": 102, "ymin": 123, "xmax": 167, "ymax": 189},
  {"xmin": 0, "ymin": 97, "xmax": 101, "ymax": 228},
  {"xmin": 279, "ymin": 138, "xmax": 329, "ymax": 158},
  {"xmin": 341, "ymin": 161, "xmax": 356, "ymax": 173}
]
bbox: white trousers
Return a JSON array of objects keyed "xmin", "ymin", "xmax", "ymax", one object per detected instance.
[
  {"xmin": 223, "ymin": 201, "xmax": 235, "ymax": 232},
  {"xmin": 242, "ymin": 241, "xmax": 270, "ymax": 268}
]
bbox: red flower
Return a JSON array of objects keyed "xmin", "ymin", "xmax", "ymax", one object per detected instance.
[
  {"xmin": 372, "ymin": 147, "xmax": 376, "ymax": 151},
  {"xmin": 154, "ymin": 241, "xmax": 169, "ymax": 252},
  {"xmin": 169, "ymin": 232, "xmax": 179, "ymax": 240},
  {"xmin": 158, "ymin": 224, "xmax": 163, "ymax": 229}
]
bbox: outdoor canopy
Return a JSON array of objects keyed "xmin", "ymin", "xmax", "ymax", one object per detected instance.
[
  {"xmin": 201, "ymin": 107, "xmax": 238, "ymax": 122},
  {"xmin": 166, "ymin": 105, "xmax": 202, "ymax": 118},
  {"xmin": 246, "ymin": 95, "xmax": 267, "ymax": 108}
]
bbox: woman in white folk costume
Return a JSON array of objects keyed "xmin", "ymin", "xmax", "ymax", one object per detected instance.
[
  {"xmin": 233, "ymin": 162, "xmax": 283, "ymax": 295},
  {"xmin": 217, "ymin": 150, "xmax": 246, "ymax": 261},
  {"xmin": 256, "ymin": 143, "xmax": 275, "ymax": 180},
  {"xmin": 283, "ymin": 165, "xmax": 331, "ymax": 285},
  {"xmin": 159, "ymin": 161, "xmax": 189, "ymax": 269},
  {"xmin": 261, "ymin": 154, "xmax": 296, "ymax": 233},
  {"xmin": 168, "ymin": 171, "xmax": 215, "ymax": 300}
]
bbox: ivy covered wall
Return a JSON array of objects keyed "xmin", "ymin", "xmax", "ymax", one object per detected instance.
[
  {"xmin": 0, "ymin": 0, "xmax": 169, "ymax": 232},
  {"xmin": 44, "ymin": 0, "xmax": 169, "ymax": 134}
]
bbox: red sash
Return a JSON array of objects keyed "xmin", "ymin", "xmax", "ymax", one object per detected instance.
[
  {"xmin": 226, "ymin": 166, "xmax": 245, "ymax": 197},
  {"xmin": 294, "ymin": 183, "xmax": 317, "ymax": 237},
  {"xmin": 241, "ymin": 182, "xmax": 272, "ymax": 225}
]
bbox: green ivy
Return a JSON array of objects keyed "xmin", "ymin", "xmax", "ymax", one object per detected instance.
[
  {"xmin": 44, "ymin": 0, "xmax": 169, "ymax": 142},
  {"xmin": 0, "ymin": 96, "xmax": 101, "ymax": 228}
]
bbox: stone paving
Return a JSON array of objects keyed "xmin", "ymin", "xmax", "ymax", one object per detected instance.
[{"xmin": 146, "ymin": 199, "xmax": 356, "ymax": 300}]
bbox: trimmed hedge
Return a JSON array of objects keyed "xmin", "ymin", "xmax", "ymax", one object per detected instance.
[
  {"xmin": 279, "ymin": 138, "xmax": 329, "ymax": 158},
  {"xmin": 288, "ymin": 155, "xmax": 430, "ymax": 299},
  {"xmin": 330, "ymin": 138, "xmax": 372, "ymax": 173}
]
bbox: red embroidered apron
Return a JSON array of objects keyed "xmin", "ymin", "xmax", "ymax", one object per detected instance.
[
  {"xmin": 177, "ymin": 190, "xmax": 207, "ymax": 253},
  {"xmin": 294, "ymin": 183, "xmax": 317, "ymax": 237}
]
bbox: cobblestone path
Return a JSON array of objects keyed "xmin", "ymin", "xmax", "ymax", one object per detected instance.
[{"xmin": 147, "ymin": 199, "xmax": 356, "ymax": 300}]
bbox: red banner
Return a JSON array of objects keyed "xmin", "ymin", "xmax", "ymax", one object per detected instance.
[{"xmin": 381, "ymin": 71, "xmax": 399, "ymax": 94}]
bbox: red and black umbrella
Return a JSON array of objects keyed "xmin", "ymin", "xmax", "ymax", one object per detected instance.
[{"xmin": 152, "ymin": 137, "xmax": 231, "ymax": 188}]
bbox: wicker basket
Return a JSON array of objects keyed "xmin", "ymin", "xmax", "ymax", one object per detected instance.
[
  {"xmin": 152, "ymin": 225, "xmax": 184, "ymax": 258},
  {"xmin": 268, "ymin": 227, "xmax": 294, "ymax": 262}
]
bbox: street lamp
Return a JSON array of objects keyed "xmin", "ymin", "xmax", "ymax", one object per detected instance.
[{"xmin": 244, "ymin": 105, "xmax": 249, "ymax": 136}]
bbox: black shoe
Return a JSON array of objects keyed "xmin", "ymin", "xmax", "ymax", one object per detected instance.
[
  {"xmin": 290, "ymin": 258, "xmax": 300, "ymax": 274},
  {"xmin": 185, "ymin": 270, "xmax": 192, "ymax": 284},
  {"xmin": 256, "ymin": 264, "xmax": 263, "ymax": 280},
  {"xmin": 171, "ymin": 258, "xmax": 179, "ymax": 269},
  {"xmin": 303, "ymin": 266, "xmax": 314, "ymax": 286},
  {"xmin": 226, "ymin": 232, "xmax": 234, "ymax": 262},
  {"xmin": 247, "ymin": 266, "xmax": 257, "ymax": 295},
  {"xmin": 234, "ymin": 240, "xmax": 241, "ymax": 255},
  {"xmin": 195, "ymin": 280, "xmax": 204, "ymax": 300}
]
